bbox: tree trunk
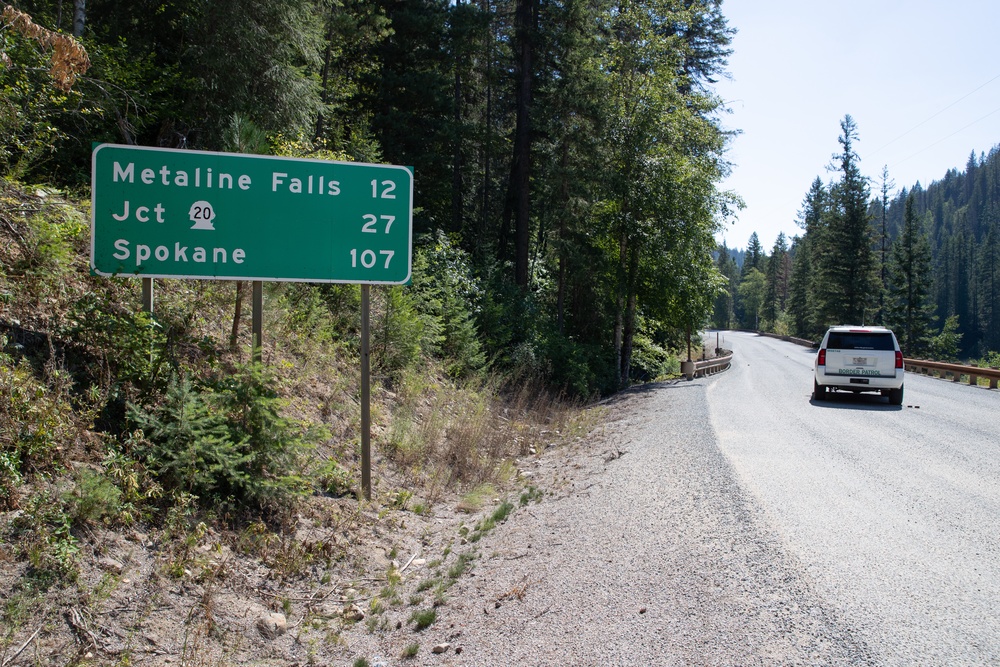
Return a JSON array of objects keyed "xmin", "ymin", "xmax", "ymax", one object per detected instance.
[
  {"xmin": 511, "ymin": 0, "xmax": 535, "ymax": 288},
  {"xmin": 230, "ymin": 281, "xmax": 245, "ymax": 353},
  {"xmin": 614, "ymin": 226, "xmax": 628, "ymax": 389},
  {"xmin": 479, "ymin": 1, "xmax": 493, "ymax": 260},
  {"xmin": 73, "ymin": 0, "xmax": 85, "ymax": 37},
  {"xmin": 452, "ymin": 67, "xmax": 463, "ymax": 234},
  {"xmin": 314, "ymin": 3, "xmax": 338, "ymax": 142},
  {"xmin": 620, "ymin": 245, "xmax": 639, "ymax": 385}
]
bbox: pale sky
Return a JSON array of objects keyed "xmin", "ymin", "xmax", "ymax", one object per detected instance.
[{"xmin": 715, "ymin": 0, "xmax": 1000, "ymax": 252}]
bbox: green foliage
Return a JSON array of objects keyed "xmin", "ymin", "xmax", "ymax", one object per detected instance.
[
  {"xmin": 103, "ymin": 434, "xmax": 162, "ymax": 525},
  {"xmin": 738, "ymin": 268, "xmax": 766, "ymax": 329},
  {"xmin": 410, "ymin": 232, "xmax": 486, "ymax": 377},
  {"xmin": 65, "ymin": 295, "xmax": 168, "ymax": 396},
  {"xmin": 0, "ymin": 32, "xmax": 76, "ymax": 177},
  {"xmin": 929, "ymin": 315, "xmax": 963, "ymax": 362},
  {"xmin": 10, "ymin": 490, "xmax": 80, "ymax": 584},
  {"xmin": 0, "ymin": 449, "xmax": 22, "ymax": 511},
  {"xmin": 315, "ymin": 458, "xmax": 354, "ymax": 498},
  {"xmin": 519, "ymin": 485, "xmax": 543, "ymax": 506},
  {"xmin": 815, "ymin": 115, "xmax": 877, "ymax": 328},
  {"xmin": 541, "ymin": 333, "xmax": 609, "ymax": 397},
  {"xmin": 64, "ymin": 467, "xmax": 122, "ymax": 526},
  {"xmin": 978, "ymin": 350, "xmax": 1000, "ymax": 369},
  {"xmin": 0, "ymin": 352, "xmax": 77, "ymax": 491},
  {"xmin": 206, "ymin": 363, "xmax": 315, "ymax": 509},
  {"xmin": 408, "ymin": 608, "xmax": 437, "ymax": 631},
  {"xmin": 373, "ymin": 286, "xmax": 426, "ymax": 383},
  {"xmin": 886, "ymin": 194, "xmax": 935, "ymax": 356},
  {"xmin": 129, "ymin": 364, "xmax": 315, "ymax": 515},
  {"xmin": 629, "ymin": 333, "xmax": 679, "ymax": 381},
  {"xmin": 129, "ymin": 374, "xmax": 246, "ymax": 502}
]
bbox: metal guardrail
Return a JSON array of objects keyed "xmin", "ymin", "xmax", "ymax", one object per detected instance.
[
  {"xmin": 695, "ymin": 353, "xmax": 733, "ymax": 377},
  {"xmin": 755, "ymin": 330, "xmax": 999, "ymax": 390},
  {"xmin": 682, "ymin": 353, "xmax": 733, "ymax": 380},
  {"xmin": 903, "ymin": 359, "xmax": 1000, "ymax": 389}
]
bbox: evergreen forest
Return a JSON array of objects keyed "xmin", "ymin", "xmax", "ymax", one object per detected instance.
[
  {"xmin": 1, "ymin": 0, "xmax": 739, "ymax": 397},
  {"xmin": 715, "ymin": 114, "xmax": 1000, "ymax": 366}
]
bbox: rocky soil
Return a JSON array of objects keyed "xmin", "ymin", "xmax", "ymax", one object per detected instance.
[
  {"xmin": 2, "ymin": 376, "xmax": 876, "ymax": 666},
  {"xmin": 341, "ymin": 379, "xmax": 876, "ymax": 666}
]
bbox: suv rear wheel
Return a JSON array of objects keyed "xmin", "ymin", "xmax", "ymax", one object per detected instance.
[
  {"xmin": 813, "ymin": 380, "xmax": 827, "ymax": 401},
  {"xmin": 888, "ymin": 385, "xmax": 903, "ymax": 406}
]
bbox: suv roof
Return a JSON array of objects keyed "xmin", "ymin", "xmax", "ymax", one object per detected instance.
[{"xmin": 825, "ymin": 325, "xmax": 892, "ymax": 332}]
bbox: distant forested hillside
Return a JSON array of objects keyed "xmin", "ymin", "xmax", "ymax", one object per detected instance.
[
  {"xmin": 880, "ymin": 147, "xmax": 1000, "ymax": 358},
  {"xmin": 715, "ymin": 114, "xmax": 1000, "ymax": 362}
]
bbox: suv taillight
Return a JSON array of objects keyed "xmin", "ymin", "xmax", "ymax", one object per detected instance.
[
  {"xmin": 818, "ymin": 349, "xmax": 826, "ymax": 366},
  {"xmin": 895, "ymin": 351, "xmax": 903, "ymax": 369}
]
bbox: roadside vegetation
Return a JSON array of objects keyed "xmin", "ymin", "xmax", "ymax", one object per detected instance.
[{"xmin": 0, "ymin": 2, "xmax": 728, "ymax": 662}]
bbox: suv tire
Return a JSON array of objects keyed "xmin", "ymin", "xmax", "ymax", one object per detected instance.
[
  {"xmin": 888, "ymin": 385, "xmax": 903, "ymax": 406},
  {"xmin": 813, "ymin": 380, "xmax": 827, "ymax": 401}
]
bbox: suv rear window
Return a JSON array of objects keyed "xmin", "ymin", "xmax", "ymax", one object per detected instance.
[{"xmin": 826, "ymin": 332, "xmax": 894, "ymax": 351}]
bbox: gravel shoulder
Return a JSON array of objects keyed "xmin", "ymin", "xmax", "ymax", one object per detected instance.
[{"xmin": 373, "ymin": 379, "xmax": 876, "ymax": 666}]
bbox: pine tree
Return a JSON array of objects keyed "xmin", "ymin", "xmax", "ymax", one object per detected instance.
[
  {"xmin": 762, "ymin": 232, "xmax": 789, "ymax": 327},
  {"xmin": 713, "ymin": 243, "xmax": 739, "ymax": 329},
  {"xmin": 887, "ymin": 194, "xmax": 935, "ymax": 356},
  {"xmin": 787, "ymin": 178, "xmax": 828, "ymax": 337},
  {"xmin": 787, "ymin": 236, "xmax": 812, "ymax": 336},
  {"xmin": 815, "ymin": 115, "xmax": 877, "ymax": 326},
  {"xmin": 876, "ymin": 165, "xmax": 896, "ymax": 324},
  {"xmin": 741, "ymin": 232, "xmax": 764, "ymax": 278}
]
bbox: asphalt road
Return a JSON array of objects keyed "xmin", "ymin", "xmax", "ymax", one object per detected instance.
[{"xmin": 708, "ymin": 331, "xmax": 1000, "ymax": 665}]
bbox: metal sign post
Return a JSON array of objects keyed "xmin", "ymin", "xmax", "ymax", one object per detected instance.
[
  {"xmin": 361, "ymin": 285, "xmax": 371, "ymax": 500},
  {"xmin": 252, "ymin": 280, "xmax": 263, "ymax": 364}
]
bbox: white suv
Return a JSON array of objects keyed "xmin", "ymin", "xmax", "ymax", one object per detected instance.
[{"xmin": 813, "ymin": 325, "xmax": 904, "ymax": 405}]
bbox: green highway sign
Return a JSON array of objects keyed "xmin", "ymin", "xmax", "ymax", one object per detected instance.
[{"xmin": 91, "ymin": 144, "xmax": 412, "ymax": 284}]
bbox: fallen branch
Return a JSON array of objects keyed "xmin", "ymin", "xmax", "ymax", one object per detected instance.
[
  {"xmin": 1, "ymin": 626, "xmax": 42, "ymax": 667},
  {"xmin": 397, "ymin": 551, "xmax": 419, "ymax": 574}
]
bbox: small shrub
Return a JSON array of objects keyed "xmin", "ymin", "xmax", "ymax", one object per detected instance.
[
  {"xmin": 409, "ymin": 608, "xmax": 436, "ymax": 631},
  {"xmin": 490, "ymin": 500, "xmax": 514, "ymax": 523},
  {"xmin": 129, "ymin": 374, "xmax": 249, "ymax": 503},
  {"xmin": 447, "ymin": 553, "xmax": 474, "ymax": 581},
  {"xmin": 315, "ymin": 458, "xmax": 354, "ymax": 497},
  {"xmin": 457, "ymin": 484, "xmax": 495, "ymax": 513},
  {"xmin": 520, "ymin": 486, "xmax": 543, "ymax": 506},
  {"xmin": 129, "ymin": 364, "xmax": 315, "ymax": 515},
  {"xmin": 402, "ymin": 643, "xmax": 420, "ymax": 658},
  {"xmin": 415, "ymin": 578, "xmax": 437, "ymax": 593},
  {"xmin": 13, "ymin": 491, "xmax": 79, "ymax": 583},
  {"xmin": 64, "ymin": 468, "xmax": 122, "ymax": 526},
  {"xmin": 0, "ymin": 451, "xmax": 23, "ymax": 511},
  {"xmin": 410, "ymin": 232, "xmax": 486, "ymax": 377},
  {"xmin": 0, "ymin": 352, "xmax": 78, "ymax": 485}
]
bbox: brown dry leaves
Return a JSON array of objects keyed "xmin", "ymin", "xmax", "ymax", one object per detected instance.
[{"xmin": 1, "ymin": 5, "xmax": 91, "ymax": 91}]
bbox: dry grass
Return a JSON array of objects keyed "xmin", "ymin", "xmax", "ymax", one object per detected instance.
[{"xmin": 383, "ymin": 370, "xmax": 584, "ymax": 508}]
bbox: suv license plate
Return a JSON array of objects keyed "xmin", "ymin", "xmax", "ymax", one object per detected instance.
[{"xmin": 850, "ymin": 378, "xmax": 870, "ymax": 385}]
